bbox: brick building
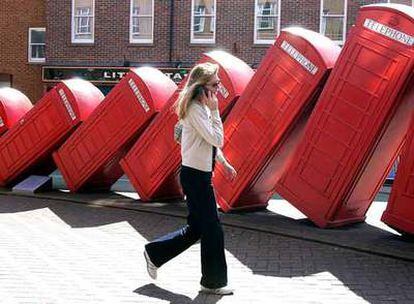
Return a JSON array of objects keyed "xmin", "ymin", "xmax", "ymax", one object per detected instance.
[
  {"xmin": 0, "ymin": 0, "xmax": 46, "ymax": 101},
  {"xmin": 1, "ymin": 0, "xmax": 413, "ymax": 99}
]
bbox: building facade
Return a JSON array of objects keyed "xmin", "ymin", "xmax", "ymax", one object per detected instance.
[
  {"xmin": 0, "ymin": 0, "xmax": 46, "ymax": 101},
  {"xmin": 1, "ymin": 0, "xmax": 413, "ymax": 99}
]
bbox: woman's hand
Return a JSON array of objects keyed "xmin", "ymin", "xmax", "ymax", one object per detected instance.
[
  {"xmin": 204, "ymin": 90, "xmax": 218, "ymax": 111},
  {"xmin": 223, "ymin": 162, "xmax": 237, "ymax": 181}
]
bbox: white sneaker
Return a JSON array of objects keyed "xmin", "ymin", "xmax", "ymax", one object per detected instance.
[
  {"xmin": 200, "ymin": 285, "xmax": 234, "ymax": 295},
  {"xmin": 143, "ymin": 250, "xmax": 158, "ymax": 280}
]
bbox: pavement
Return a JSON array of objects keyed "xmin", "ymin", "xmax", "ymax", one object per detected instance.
[{"xmin": 0, "ymin": 186, "xmax": 413, "ymax": 304}]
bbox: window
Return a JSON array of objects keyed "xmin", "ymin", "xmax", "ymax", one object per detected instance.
[
  {"xmin": 130, "ymin": 0, "xmax": 154, "ymax": 43},
  {"xmin": 320, "ymin": 0, "xmax": 347, "ymax": 44},
  {"xmin": 0, "ymin": 74, "xmax": 11, "ymax": 88},
  {"xmin": 72, "ymin": 0, "xmax": 94, "ymax": 43},
  {"xmin": 28, "ymin": 28, "xmax": 45, "ymax": 63},
  {"xmin": 191, "ymin": 0, "xmax": 216, "ymax": 44},
  {"xmin": 254, "ymin": 0, "xmax": 280, "ymax": 44}
]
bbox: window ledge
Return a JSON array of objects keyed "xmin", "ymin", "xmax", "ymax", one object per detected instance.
[
  {"xmin": 28, "ymin": 61, "xmax": 45, "ymax": 65},
  {"xmin": 189, "ymin": 43, "xmax": 216, "ymax": 47},
  {"xmin": 71, "ymin": 43, "xmax": 95, "ymax": 46},
  {"xmin": 190, "ymin": 39, "xmax": 215, "ymax": 44},
  {"xmin": 252, "ymin": 43, "xmax": 274, "ymax": 48},
  {"xmin": 128, "ymin": 43, "xmax": 154, "ymax": 47}
]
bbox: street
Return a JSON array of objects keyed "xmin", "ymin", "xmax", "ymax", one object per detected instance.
[{"xmin": 0, "ymin": 195, "xmax": 413, "ymax": 304}]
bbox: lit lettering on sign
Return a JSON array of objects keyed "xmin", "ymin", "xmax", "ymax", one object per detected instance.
[
  {"xmin": 103, "ymin": 71, "xmax": 127, "ymax": 80},
  {"xmin": 58, "ymin": 89, "xmax": 77, "ymax": 120},
  {"xmin": 0, "ymin": 117, "xmax": 4, "ymax": 127},
  {"xmin": 218, "ymin": 84, "xmax": 229, "ymax": 98},
  {"xmin": 364, "ymin": 18, "xmax": 414, "ymax": 46},
  {"xmin": 280, "ymin": 41, "xmax": 318, "ymax": 75},
  {"xmin": 128, "ymin": 79, "xmax": 150, "ymax": 112}
]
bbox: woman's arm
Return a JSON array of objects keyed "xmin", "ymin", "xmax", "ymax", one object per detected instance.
[
  {"xmin": 216, "ymin": 148, "xmax": 227, "ymax": 164},
  {"xmin": 216, "ymin": 147, "xmax": 237, "ymax": 180}
]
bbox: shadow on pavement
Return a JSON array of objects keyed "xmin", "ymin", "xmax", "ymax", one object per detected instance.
[
  {"xmin": 135, "ymin": 283, "xmax": 222, "ymax": 304},
  {"xmin": 0, "ymin": 195, "xmax": 413, "ymax": 303}
]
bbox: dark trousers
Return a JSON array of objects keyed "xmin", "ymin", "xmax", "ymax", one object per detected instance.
[{"xmin": 145, "ymin": 165, "xmax": 228, "ymax": 289}]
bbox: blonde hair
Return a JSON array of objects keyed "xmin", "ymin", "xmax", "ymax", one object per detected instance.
[{"xmin": 174, "ymin": 62, "xmax": 219, "ymax": 119}]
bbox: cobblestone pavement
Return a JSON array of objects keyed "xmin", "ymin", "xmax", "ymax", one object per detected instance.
[{"xmin": 0, "ymin": 195, "xmax": 413, "ymax": 304}]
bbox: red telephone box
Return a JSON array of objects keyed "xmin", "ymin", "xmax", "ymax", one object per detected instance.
[
  {"xmin": 0, "ymin": 79, "xmax": 104, "ymax": 187},
  {"xmin": 213, "ymin": 27, "xmax": 341, "ymax": 212},
  {"xmin": 0, "ymin": 88, "xmax": 33, "ymax": 136},
  {"xmin": 382, "ymin": 94, "xmax": 414, "ymax": 235},
  {"xmin": 275, "ymin": 4, "xmax": 414, "ymax": 228},
  {"xmin": 120, "ymin": 51, "xmax": 254, "ymax": 201},
  {"xmin": 53, "ymin": 68, "xmax": 177, "ymax": 192}
]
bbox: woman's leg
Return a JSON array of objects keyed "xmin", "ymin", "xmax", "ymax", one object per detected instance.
[
  {"xmin": 197, "ymin": 181, "xmax": 228, "ymax": 289},
  {"xmin": 180, "ymin": 167, "xmax": 228, "ymax": 288},
  {"xmin": 145, "ymin": 224, "xmax": 200, "ymax": 268},
  {"xmin": 145, "ymin": 166, "xmax": 228, "ymax": 288},
  {"xmin": 144, "ymin": 167, "xmax": 201, "ymax": 268}
]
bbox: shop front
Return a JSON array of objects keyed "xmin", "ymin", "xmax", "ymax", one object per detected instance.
[{"xmin": 42, "ymin": 66, "xmax": 190, "ymax": 95}]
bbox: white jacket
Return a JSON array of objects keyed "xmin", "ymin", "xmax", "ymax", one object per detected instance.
[{"xmin": 180, "ymin": 101, "xmax": 225, "ymax": 172}]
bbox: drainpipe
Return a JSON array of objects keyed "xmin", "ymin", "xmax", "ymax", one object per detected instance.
[{"xmin": 169, "ymin": 0, "xmax": 175, "ymax": 66}]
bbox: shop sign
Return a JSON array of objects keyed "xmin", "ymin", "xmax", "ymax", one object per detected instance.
[{"xmin": 42, "ymin": 67, "xmax": 189, "ymax": 84}]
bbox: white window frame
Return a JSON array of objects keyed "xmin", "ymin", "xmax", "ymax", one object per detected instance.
[
  {"xmin": 130, "ymin": 0, "xmax": 154, "ymax": 44},
  {"xmin": 254, "ymin": 0, "xmax": 281, "ymax": 45},
  {"xmin": 190, "ymin": 0, "xmax": 216, "ymax": 44},
  {"xmin": 320, "ymin": 0, "xmax": 347, "ymax": 45},
  {"xmin": 71, "ymin": 0, "xmax": 95, "ymax": 44},
  {"xmin": 28, "ymin": 27, "xmax": 46, "ymax": 63},
  {"xmin": 387, "ymin": 0, "xmax": 414, "ymax": 5}
]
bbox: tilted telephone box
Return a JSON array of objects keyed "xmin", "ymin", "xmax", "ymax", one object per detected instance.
[
  {"xmin": 275, "ymin": 4, "xmax": 414, "ymax": 228},
  {"xmin": 0, "ymin": 79, "xmax": 104, "ymax": 187},
  {"xmin": 213, "ymin": 27, "xmax": 341, "ymax": 212},
  {"xmin": 0, "ymin": 88, "xmax": 33, "ymax": 136},
  {"xmin": 382, "ymin": 101, "xmax": 414, "ymax": 235},
  {"xmin": 53, "ymin": 67, "xmax": 177, "ymax": 192}
]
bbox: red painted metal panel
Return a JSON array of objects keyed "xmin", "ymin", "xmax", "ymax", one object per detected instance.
[
  {"xmin": 275, "ymin": 4, "xmax": 414, "ymax": 228},
  {"xmin": 213, "ymin": 28, "xmax": 341, "ymax": 212},
  {"xmin": 120, "ymin": 51, "xmax": 254, "ymax": 201},
  {"xmin": 382, "ymin": 92, "xmax": 414, "ymax": 235},
  {"xmin": 0, "ymin": 88, "xmax": 33, "ymax": 136},
  {"xmin": 0, "ymin": 79, "xmax": 104, "ymax": 187},
  {"xmin": 53, "ymin": 67, "xmax": 177, "ymax": 192}
]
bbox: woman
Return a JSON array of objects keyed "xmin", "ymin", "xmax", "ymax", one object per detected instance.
[{"xmin": 143, "ymin": 62, "xmax": 236, "ymax": 295}]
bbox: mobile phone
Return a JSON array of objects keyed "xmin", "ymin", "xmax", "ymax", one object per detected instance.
[{"xmin": 194, "ymin": 85, "xmax": 209, "ymax": 99}]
